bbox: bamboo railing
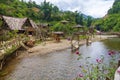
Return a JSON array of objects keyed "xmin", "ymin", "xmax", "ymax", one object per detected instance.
[{"xmin": 0, "ymin": 36, "xmax": 29, "ymax": 70}]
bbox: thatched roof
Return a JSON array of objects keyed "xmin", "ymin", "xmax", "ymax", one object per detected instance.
[
  {"xmin": 73, "ymin": 24, "xmax": 84, "ymax": 28},
  {"xmin": 61, "ymin": 20, "xmax": 68, "ymax": 24},
  {"xmin": 29, "ymin": 19, "xmax": 38, "ymax": 29},
  {"xmin": 2, "ymin": 16, "xmax": 37, "ymax": 30},
  {"xmin": 39, "ymin": 23, "xmax": 49, "ymax": 27}
]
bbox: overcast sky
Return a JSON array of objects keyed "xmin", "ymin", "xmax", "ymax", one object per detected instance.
[{"xmin": 25, "ymin": 0, "xmax": 114, "ymax": 18}]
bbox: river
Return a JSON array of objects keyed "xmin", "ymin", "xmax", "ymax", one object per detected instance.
[{"xmin": 0, "ymin": 38, "xmax": 120, "ymax": 80}]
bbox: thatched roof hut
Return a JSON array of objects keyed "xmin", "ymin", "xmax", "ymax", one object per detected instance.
[
  {"xmin": 2, "ymin": 16, "xmax": 37, "ymax": 30},
  {"xmin": 73, "ymin": 24, "xmax": 84, "ymax": 28},
  {"xmin": 1, "ymin": 16, "xmax": 38, "ymax": 35},
  {"xmin": 61, "ymin": 20, "xmax": 69, "ymax": 24}
]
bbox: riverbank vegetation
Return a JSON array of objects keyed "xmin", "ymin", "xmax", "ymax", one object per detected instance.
[{"xmin": 76, "ymin": 49, "xmax": 119, "ymax": 80}]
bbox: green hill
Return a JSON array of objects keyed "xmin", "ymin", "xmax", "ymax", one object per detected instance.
[
  {"xmin": 94, "ymin": 0, "xmax": 120, "ymax": 32},
  {"xmin": 108, "ymin": 0, "xmax": 120, "ymax": 14}
]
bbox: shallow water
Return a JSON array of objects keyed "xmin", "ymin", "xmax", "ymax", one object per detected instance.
[{"xmin": 0, "ymin": 38, "xmax": 120, "ymax": 80}]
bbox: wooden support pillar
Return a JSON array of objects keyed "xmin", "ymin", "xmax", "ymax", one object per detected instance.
[
  {"xmin": 118, "ymin": 60, "xmax": 120, "ymax": 68},
  {"xmin": 0, "ymin": 58, "xmax": 5, "ymax": 70},
  {"xmin": 86, "ymin": 37, "xmax": 89, "ymax": 46},
  {"xmin": 71, "ymin": 35, "xmax": 74, "ymax": 52},
  {"xmin": 77, "ymin": 35, "xmax": 79, "ymax": 46}
]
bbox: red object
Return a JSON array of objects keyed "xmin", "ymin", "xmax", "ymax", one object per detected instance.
[
  {"xmin": 75, "ymin": 51, "xmax": 80, "ymax": 55},
  {"xmin": 79, "ymin": 73, "xmax": 83, "ymax": 77},
  {"xmin": 67, "ymin": 37, "xmax": 71, "ymax": 41},
  {"xmin": 108, "ymin": 50, "xmax": 116, "ymax": 56},
  {"xmin": 96, "ymin": 59, "xmax": 103, "ymax": 63}
]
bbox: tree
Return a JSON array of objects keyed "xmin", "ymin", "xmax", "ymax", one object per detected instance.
[
  {"xmin": 86, "ymin": 16, "xmax": 92, "ymax": 27},
  {"xmin": 75, "ymin": 11, "xmax": 84, "ymax": 25},
  {"xmin": 40, "ymin": 0, "xmax": 53, "ymax": 21}
]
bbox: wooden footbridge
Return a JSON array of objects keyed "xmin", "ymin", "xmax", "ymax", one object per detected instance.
[{"xmin": 0, "ymin": 37, "xmax": 29, "ymax": 70}]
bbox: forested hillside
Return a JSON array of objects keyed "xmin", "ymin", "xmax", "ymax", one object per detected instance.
[
  {"xmin": 94, "ymin": 0, "xmax": 120, "ymax": 32},
  {"xmin": 0, "ymin": 0, "xmax": 60, "ymax": 22},
  {"xmin": 108, "ymin": 0, "xmax": 120, "ymax": 14},
  {"xmin": 0, "ymin": 0, "xmax": 93, "ymax": 27}
]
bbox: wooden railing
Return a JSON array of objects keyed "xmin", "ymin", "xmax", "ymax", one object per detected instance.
[
  {"xmin": 0, "ymin": 37, "xmax": 27, "ymax": 52},
  {"xmin": 0, "ymin": 36, "xmax": 29, "ymax": 70}
]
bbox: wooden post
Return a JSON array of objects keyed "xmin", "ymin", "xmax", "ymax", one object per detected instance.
[
  {"xmin": 86, "ymin": 36, "xmax": 89, "ymax": 46},
  {"xmin": 77, "ymin": 35, "xmax": 79, "ymax": 46},
  {"xmin": 118, "ymin": 60, "xmax": 120, "ymax": 68},
  {"xmin": 71, "ymin": 34, "xmax": 74, "ymax": 52}
]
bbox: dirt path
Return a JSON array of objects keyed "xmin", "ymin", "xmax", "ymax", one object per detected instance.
[
  {"xmin": 17, "ymin": 35, "xmax": 117, "ymax": 58},
  {"xmin": 28, "ymin": 40, "xmax": 71, "ymax": 55}
]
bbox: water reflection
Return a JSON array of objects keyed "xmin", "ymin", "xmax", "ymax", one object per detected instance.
[
  {"xmin": 103, "ymin": 38, "xmax": 120, "ymax": 51},
  {"xmin": 79, "ymin": 42, "xmax": 109, "ymax": 63}
]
